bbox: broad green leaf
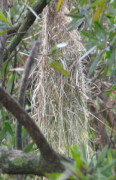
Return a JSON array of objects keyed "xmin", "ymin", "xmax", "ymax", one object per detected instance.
[
  {"xmin": 70, "ymin": 145, "xmax": 83, "ymax": 169},
  {"xmin": 68, "ymin": 18, "xmax": 84, "ymax": 31},
  {"xmin": 94, "ymin": 22, "xmax": 106, "ymax": 41},
  {"xmin": 48, "ymin": 59, "xmax": 70, "ymax": 76},
  {"xmin": 5, "ymin": 122, "xmax": 14, "ymax": 136},
  {"xmin": 46, "ymin": 173, "xmax": 61, "ymax": 180},
  {"xmin": 81, "ymin": 30, "xmax": 95, "ymax": 39},
  {"xmin": 23, "ymin": 142, "xmax": 35, "ymax": 153},
  {"xmin": 0, "ymin": 11, "xmax": 10, "ymax": 25}
]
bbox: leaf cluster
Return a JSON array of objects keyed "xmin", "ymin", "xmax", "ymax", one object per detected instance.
[
  {"xmin": 48, "ymin": 145, "xmax": 116, "ymax": 180},
  {"xmin": 68, "ymin": 0, "xmax": 116, "ymax": 79}
]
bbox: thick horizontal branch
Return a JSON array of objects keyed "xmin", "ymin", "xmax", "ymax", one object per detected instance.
[{"xmin": 0, "ymin": 149, "xmax": 66, "ymax": 176}]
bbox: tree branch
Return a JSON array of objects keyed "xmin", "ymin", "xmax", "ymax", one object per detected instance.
[
  {"xmin": 0, "ymin": 86, "xmax": 58, "ymax": 161},
  {"xmin": 0, "ymin": 87, "xmax": 73, "ymax": 171},
  {"xmin": 0, "ymin": 87, "xmax": 73, "ymax": 175},
  {"xmin": 3, "ymin": 0, "xmax": 49, "ymax": 61},
  {"xmin": 16, "ymin": 41, "xmax": 39, "ymax": 150},
  {"xmin": 0, "ymin": 149, "xmax": 65, "ymax": 176}
]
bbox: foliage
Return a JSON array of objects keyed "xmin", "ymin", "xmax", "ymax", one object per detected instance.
[
  {"xmin": 68, "ymin": 0, "xmax": 116, "ymax": 79},
  {"xmin": 56, "ymin": 0, "xmax": 64, "ymax": 11},
  {"xmin": 67, "ymin": 0, "xmax": 116, "ymax": 149},
  {"xmin": 47, "ymin": 145, "xmax": 116, "ymax": 180},
  {"xmin": 48, "ymin": 42, "xmax": 70, "ymax": 76},
  {"xmin": 0, "ymin": 0, "xmax": 116, "ymax": 178}
]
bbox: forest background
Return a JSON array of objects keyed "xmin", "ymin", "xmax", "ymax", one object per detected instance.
[{"xmin": 0, "ymin": 0, "xmax": 116, "ymax": 179}]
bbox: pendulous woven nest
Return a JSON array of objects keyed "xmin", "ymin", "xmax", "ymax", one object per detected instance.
[{"xmin": 31, "ymin": 0, "xmax": 90, "ymax": 155}]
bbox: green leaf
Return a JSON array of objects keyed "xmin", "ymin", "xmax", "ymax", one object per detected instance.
[
  {"xmin": 80, "ymin": 0, "xmax": 88, "ymax": 6},
  {"xmin": 93, "ymin": 0, "xmax": 106, "ymax": 22},
  {"xmin": 5, "ymin": 122, "xmax": 14, "ymax": 136},
  {"xmin": 0, "ymin": 177, "xmax": 4, "ymax": 180},
  {"xmin": 6, "ymin": 73, "xmax": 16, "ymax": 93},
  {"xmin": 47, "ymin": 0, "xmax": 52, "ymax": 3},
  {"xmin": 70, "ymin": 145, "xmax": 83, "ymax": 169},
  {"xmin": 94, "ymin": 22, "xmax": 106, "ymax": 42},
  {"xmin": 89, "ymin": 53, "xmax": 102, "ymax": 75},
  {"xmin": 46, "ymin": 173, "xmax": 61, "ymax": 180},
  {"xmin": 81, "ymin": 30, "xmax": 95, "ymax": 39},
  {"xmin": 67, "ymin": 14, "xmax": 82, "ymax": 19},
  {"xmin": 51, "ymin": 45, "xmax": 58, "ymax": 54},
  {"xmin": 0, "ymin": 128, "xmax": 7, "ymax": 140},
  {"xmin": 108, "ymin": 151, "xmax": 113, "ymax": 163},
  {"xmin": 111, "ymin": 85, "xmax": 116, "ymax": 91},
  {"xmin": 0, "ymin": 29, "xmax": 8, "ymax": 36},
  {"xmin": 0, "ymin": 11, "xmax": 10, "ymax": 25},
  {"xmin": 80, "ymin": 144, "xmax": 87, "ymax": 165},
  {"xmin": 100, "ymin": 161, "xmax": 116, "ymax": 176},
  {"xmin": 0, "ymin": 21, "xmax": 9, "ymax": 30},
  {"xmin": 48, "ymin": 59, "xmax": 70, "ymax": 76},
  {"xmin": 28, "ymin": 0, "xmax": 36, "ymax": 5},
  {"xmin": 1, "ymin": 60, "xmax": 8, "ymax": 76},
  {"xmin": 23, "ymin": 142, "xmax": 35, "ymax": 153},
  {"xmin": 68, "ymin": 17, "xmax": 84, "ymax": 31},
  {"xmin": 110, "ymin": 68, "xmax": 116, "ymax": 83},
  {"xmin": 103, "ymin": 65, "xmax": 109, "ymax": 76},
  {"xmin": 97, "ymin": 146, "xmax": 108, "ymax": 166},
  {"xmin": 108, "ymin": 48, "xmax": 116, "ymax": 66}
]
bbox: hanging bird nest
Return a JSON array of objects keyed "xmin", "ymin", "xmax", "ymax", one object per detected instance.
[{"xmin": 31, "ymin": 0, "xmax": 90, "ymax": 155}]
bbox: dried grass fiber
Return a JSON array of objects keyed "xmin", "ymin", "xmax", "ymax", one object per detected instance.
[{"xmin": 31, "ymin": 0, "xmax": 90, "ymax": 155}]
